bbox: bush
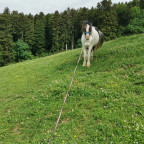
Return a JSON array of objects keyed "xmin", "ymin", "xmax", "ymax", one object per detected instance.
[
  {"xmin": 75, "ymin": 39, "xmax": 82, "ymax": 48},
  {"xmin": 13, "ymin": 39, "xmax": 33, "ymax": 62}
]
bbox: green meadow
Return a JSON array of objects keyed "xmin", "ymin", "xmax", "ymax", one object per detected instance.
[{"xmin": 0, "ymin": 34, "xmax": 144, "ymax": 144}]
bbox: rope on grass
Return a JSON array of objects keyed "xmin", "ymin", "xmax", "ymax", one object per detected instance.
[{"xmin": 48, "ymin": 49, "xmax": 83, "ymax": 144}]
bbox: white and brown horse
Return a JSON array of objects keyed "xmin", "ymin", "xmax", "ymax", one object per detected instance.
[{"xmin": 81, "ymin": 21, "xmax": 104, "ymax": 67}]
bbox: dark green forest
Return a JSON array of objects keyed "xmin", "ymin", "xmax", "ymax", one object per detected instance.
[{"xmin": 0, "ymin": 0, "xmax": 144, "ymax": 67}]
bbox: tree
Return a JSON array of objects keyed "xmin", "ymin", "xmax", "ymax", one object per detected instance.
[
  {"xmin": 70, "ymin": 8, "xmax": 77, "ymax": 49},
  {"xmin": 73, "ymin": 9, "xmax": 82, "ymax": 45},
  {"xmin": 129, "ymin": 6, "xmax": 141, "ymax": 18},
  {"xmin": 1, "ymin": 2, "xmax": 144, "ymax": 67},
  {"xmin": 97, "ymin": 0, "xmax": 118, "ymax": 41},
  {"xmin": 125, "ymin": 7, "xmax": 144, "ymax": 34},
  {"xmin": 0, "ymin": 13, "xmax": 14, "ymax": 66},
  {"xmin": 13, "ymin": 39, "xmax": 32, "ymax": 62},
  {"xmin": 131, "ymin": 0, "xmax": 139, "ymax": 7},
  {"xmin": 88, "ymin": 7, "xmax": 97, "ymax": 26},
  {"xmin": 45, "ymin": 14, "xmax": 53, "ymax": 52},
  {"xmin": 11, "ymin": 11, "xmax": 26, "ymax": 42},
  {"xmin": 140, "ymin": 0, "xmax": 144, "ymax": 9},
  {"xmin": 50, "ymin": 11, "xmax": 61, "ymax": 52},
  {"xmin": 61, "ymin": 8, "xmax": 73, "ymax": 51},
  {"xmin": 33, "ymin": 12, "xmax": 46, "ymax": 56},
  {"xmin": 3, "ymin": 7, "xmax": 10, "ymax": 14},
  {"xmin": 116, "ymin": 3, "xmax": 129, "ymax": 27},
  {"xmin": 24, "ymin": 14, "xmax": 34, "ymax": 49}
]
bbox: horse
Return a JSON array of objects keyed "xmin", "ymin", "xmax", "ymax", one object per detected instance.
[{"xmin": 81, "ymin": 21, "xmax": 104, "ymax": 67}]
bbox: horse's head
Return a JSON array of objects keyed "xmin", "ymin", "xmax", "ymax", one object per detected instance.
[{"xmin": 82, "ymin": 21, "xmax": 92, "ymax": 40}]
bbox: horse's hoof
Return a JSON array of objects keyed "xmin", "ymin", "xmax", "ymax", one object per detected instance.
[
  {"xmin": 83, "ymin": 62, "xmax": 86, "ymax": 67},
  {"xmin": 87, "ymin": 64, "xmax": 90, "ymax": 67}
]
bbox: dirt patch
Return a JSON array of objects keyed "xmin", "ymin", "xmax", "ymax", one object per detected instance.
[{"xmin": 13, "ymin": 125, "xmax": 21, "ymax": 135}]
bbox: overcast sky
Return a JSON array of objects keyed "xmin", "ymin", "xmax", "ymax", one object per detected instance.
[{"xmin": 0, "ymin": 0, "xmax": 132, "ymax": 15}]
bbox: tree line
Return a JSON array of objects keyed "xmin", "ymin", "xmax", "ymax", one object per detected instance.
[{"xmin": 0, "ymin": 0, "xmax": 144, "ymax": 67}]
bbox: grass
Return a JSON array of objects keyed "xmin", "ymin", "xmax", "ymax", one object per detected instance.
[{"xmin": 0, "ymin": 34, "xmax": 144, "ymax": 144}]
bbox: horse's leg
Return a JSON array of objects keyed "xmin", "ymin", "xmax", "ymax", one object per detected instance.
[
  {"xmin": 83, "ymin": 47, "xmax": 86, "ymax": 67},
  {"xmin": 91, "ymin": 49, "xmax": 93, "ymax": 61},
  {"xmin": 87, "ymin": 45, "xmax": 92, "ymax": 67}
]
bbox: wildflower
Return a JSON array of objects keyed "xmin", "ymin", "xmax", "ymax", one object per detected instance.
[
  {"xmin": 62, "ymin": 140, "xmax": 64, "ymax": 143},
  {"xmin": 74, "ymin": 135, "xmax": 76, "ymax": 138},
  {"xmin": 58, "ymin": 134, "xmax": 60, "ymax": 137}
]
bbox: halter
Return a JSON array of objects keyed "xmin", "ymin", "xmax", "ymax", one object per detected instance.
[{"xmin": 84, "ymin": 32, "xmax": 90, "ymax": 35}]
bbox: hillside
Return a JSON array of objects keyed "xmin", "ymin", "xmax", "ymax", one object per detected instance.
[{"xmin": 0, "ymin": 34, "xmax": 144, "ymax": 144}]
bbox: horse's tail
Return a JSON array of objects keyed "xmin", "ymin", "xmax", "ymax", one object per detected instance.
[{"xmin": 93, "ymin": 31, "xmax": 104, "ymax": 52}]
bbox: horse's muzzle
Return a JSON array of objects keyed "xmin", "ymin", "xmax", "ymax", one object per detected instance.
[{"xmin": 86, "ymin": 34, "xmax": 90, "ymax": 40}]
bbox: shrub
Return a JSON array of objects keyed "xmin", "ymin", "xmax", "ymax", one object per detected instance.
[
  {"xmin": 13, "ymin": 39, "xmax": 33, "ymax": 62},
  {"xmin": 76, "ymin": 39, "xmax": 82, "ymax": 48}
]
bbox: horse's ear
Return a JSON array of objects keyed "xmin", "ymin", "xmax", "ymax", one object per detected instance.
[
  {"xmin": 82, "ymin": 21, "xmax": 86, "ymax": 32},
  {"xmin": 90, "ymin": 22, "xmax": 92, "ymax": 26},
  {"xmin": 88, "ymin": 20, "xmax": 92, "ymax": 26},
  {"xmin": 88, "ymin": 20, "xmax": 92, "ymax": 33},
  {"xmin": 82, "ymin": 21, "xmax": 86, "ymax": 25},
  {"xmin": 81, "ymin": 21, "xmax": 84, "ymax": 32}
]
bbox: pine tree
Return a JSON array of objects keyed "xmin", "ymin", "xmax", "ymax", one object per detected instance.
[
  {"xmin": 3, "ymin": 7, "xmax": 10, "ymax": 14},
  {"xmin": 116, "ymin": 3, "xmax": 129, "ymax": 27},
  {"xmin": 79, "ymin": 7, "xmax": 89, "ymax": 22},
  {"xmin": 45, "ymin": 14, "xmax": 53, "ymax": 52},
  {"xmin": 61, "ymin": 8, "xmax": 73, "ymax": 51},
  {"xmin": 18, "ymin": 13, "xmax": 26, "ymax": 39},
  {"xmin": 97, "ymin": 0, "xmax": 118, "ymax": 41},
  {"xmin": 11, "ymin": 10, "xmax": 19, "ymax": 42},
  {"xmin": 50, "ymin": 11, "xmax": 61, "ymax": 52},
  {"xmin": 66, "ymin": 8, "xmax": 74, "ymax": 50},
  {"xmin": 140, "ymin": 0, "xmax": 144, "ymax": 9},
  {"xmin": 78, "ymin": 7, "xmax": 89, "ymax": 35},
  {"xmin": 88, "ymin": 7, "xmax": 97, "ymax": 26},
  {"xmin": 24, "ymin": 14, "xmax": 34, "ymax": 49},
  {"xmin": 132, "ymin": 0, "xmax": 139, "ymax": 7},
  {"xmin": 70, "ymin": 9, "xmax": 77, "ymax": 49},
  {"xmin": 11, "ymin": 11, "xmax": 26, "ymax": 42},
  {"xmin": 74, "ymin": 9, "xmax": 83, "ymax": 45},
  {"xmin": 0, "ymin": 12, "xmax": 14, "ymax": 66},
  {"xmin": 33, "ymin": 12, "xmax": 46, "ymax": 56}
]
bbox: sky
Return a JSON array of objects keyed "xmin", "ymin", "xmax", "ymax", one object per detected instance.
[{"xmin": 0, "ymin": 0, "xmax": 132, "ymax": 15}]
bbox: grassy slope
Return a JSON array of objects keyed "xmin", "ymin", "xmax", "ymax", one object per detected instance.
[{"xmin": 0, "ymin": 34, "xmax": 144, "ymax": 144}]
